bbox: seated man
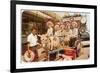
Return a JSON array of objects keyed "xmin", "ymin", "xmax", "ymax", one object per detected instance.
[
  {"xmin": 27, "ymin": 27, "xmax": 38, "ymax": 47},
  {"xmin": 69, "ymin": 21, "xmax": 79, "ymax": 47},
  {"xmin": 27, "ymin": 27, "xmax": 39, "ymax": 61}
]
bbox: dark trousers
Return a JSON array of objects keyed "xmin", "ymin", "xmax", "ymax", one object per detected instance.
[{"xmin": 69, "ymin": 37, "xmax": 77, "ymax": 47}]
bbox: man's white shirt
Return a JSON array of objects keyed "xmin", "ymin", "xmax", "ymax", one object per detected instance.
[{"xmin": 27, "ymin": 33, "xmax": 38, "ymax": 47}]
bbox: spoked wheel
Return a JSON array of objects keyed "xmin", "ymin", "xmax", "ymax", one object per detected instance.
[{"xmin": 23, "ymin": 50, "xmax": 35, "ymax": 62}]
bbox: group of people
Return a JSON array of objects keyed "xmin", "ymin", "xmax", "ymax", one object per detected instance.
[{"xmin": 23, "ymin": 17, "xmax": 88, "ymax": 62}]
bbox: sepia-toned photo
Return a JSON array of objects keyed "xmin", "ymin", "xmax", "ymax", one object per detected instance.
[{"xmin": 21, "ymin": 10, "xmax": 90, "ymax": 62}]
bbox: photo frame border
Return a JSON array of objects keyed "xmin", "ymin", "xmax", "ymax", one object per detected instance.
[{"xmin": 10, "ymin": 0, "xmax": 97, "ymax": 72}]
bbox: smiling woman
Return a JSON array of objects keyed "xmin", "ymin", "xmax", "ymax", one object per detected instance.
[{"xmin": 11, "ymin": 0, "xmax": 97, "ymax": 72}]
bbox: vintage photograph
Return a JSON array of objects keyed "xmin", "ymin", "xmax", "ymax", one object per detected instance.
[{"xmin": 21, "ymin": 10, "xmax": 90, "ymax": 62}]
